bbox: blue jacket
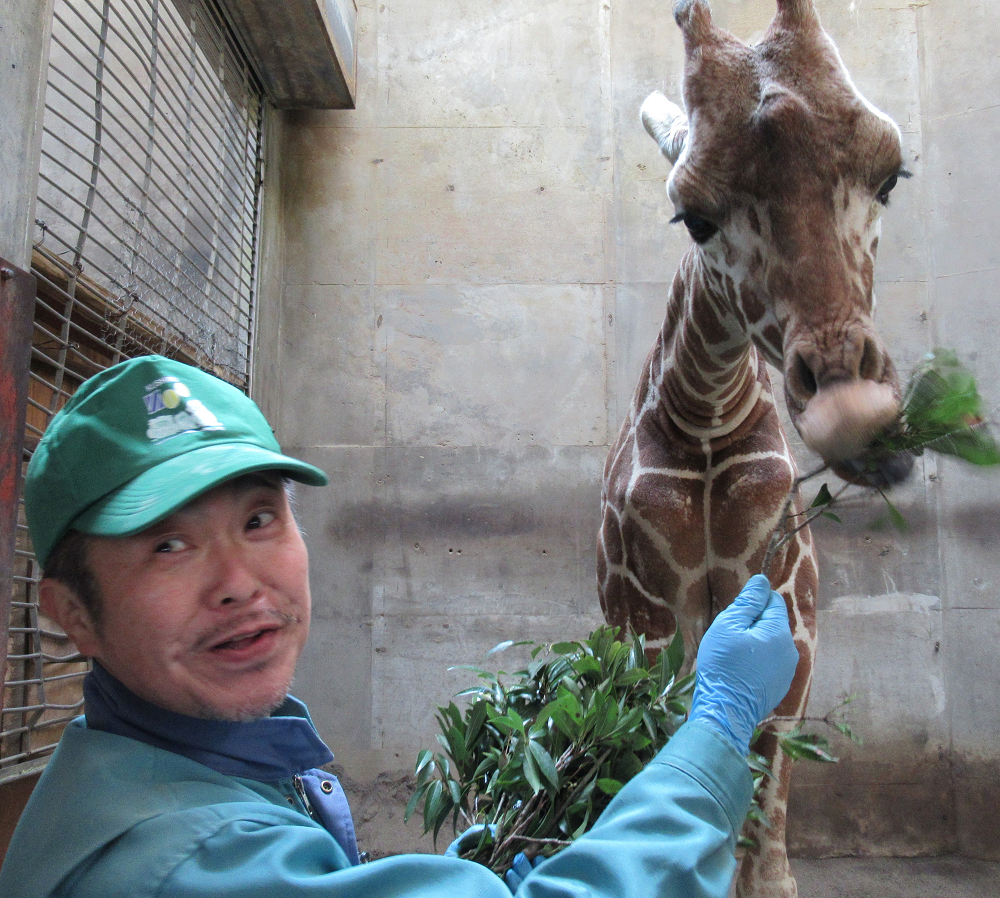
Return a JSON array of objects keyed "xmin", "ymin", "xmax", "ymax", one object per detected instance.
[{"xmin": 0, "ymin": 673, "xmax": 752, "ymax": 898}]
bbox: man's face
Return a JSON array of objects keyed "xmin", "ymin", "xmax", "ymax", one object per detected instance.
[{"xmin": 49, "ymin": 476, "xmax": 311, "ymax": 721}]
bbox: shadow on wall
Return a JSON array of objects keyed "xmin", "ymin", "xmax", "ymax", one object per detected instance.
[{"xmin": 326, "ymin": 498, "xmax": 537, "ymax": 543}]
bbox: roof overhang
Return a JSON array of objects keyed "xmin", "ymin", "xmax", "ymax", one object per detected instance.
[{"xmin": 216, "ymin": 0, "xmax": 357, "ymax": 109}]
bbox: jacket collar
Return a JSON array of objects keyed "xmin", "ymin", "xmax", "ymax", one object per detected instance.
[{"xmin": 84, "ymin": 661, "xmax": 333, "ymax": 781}]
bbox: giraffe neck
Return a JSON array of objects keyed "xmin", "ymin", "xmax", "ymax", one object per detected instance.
[{"xmin": 651, "ymin": 251, "xmax": 764, "ymax": 442}]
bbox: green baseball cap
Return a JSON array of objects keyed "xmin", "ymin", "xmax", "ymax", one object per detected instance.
[{"xmin": 25, "ymin": 355, "xmax": 328, "ymax": 568}]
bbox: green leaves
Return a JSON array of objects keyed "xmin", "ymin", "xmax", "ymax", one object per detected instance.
[
  {"xmin": 404, "ymin": 626, "xmax": 694, "ymax": 874},
  {"xmin": 778, "ymin": 730, "xmax": 838, "ymax": 764},
  {"xmin": 876, "ymin": 349, "xmax": 1000, "ymax": 466},
  {"xmin": 408, "ymin": 625, "xmax": 860, "ymax": 879},
  {"xmin": 785, "ymin": 350, "xmax": 1000, "ymax": 542}
]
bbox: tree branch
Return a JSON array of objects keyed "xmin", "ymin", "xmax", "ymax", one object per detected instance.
[{"xmin": 760, "ymin": 463, "xmax": 831, "ymax": 580}]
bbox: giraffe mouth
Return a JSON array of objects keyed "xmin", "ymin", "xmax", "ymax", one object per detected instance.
[
  {"xmin": 830, "ymin": 451, "xmax": 915, "ymax": 490},
  {"xmin": 792, "ymin": 381, "xmax": 914, "ymax": 488},
  {"xmin": 795, "ymin": 381, "xmax": 898, "ymax": 462}
]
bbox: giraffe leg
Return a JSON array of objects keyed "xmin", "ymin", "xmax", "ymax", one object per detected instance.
[
  {"xmin": 737, "ymin": 731, "xmax": 798, "ymax": 898},
  {"xmin": 736, "ymin": 628, "xmax": 815, "ymax": 898},
  {"xmin": 733, "ymin": 547, "xmax": 816, "ymax": 898}
]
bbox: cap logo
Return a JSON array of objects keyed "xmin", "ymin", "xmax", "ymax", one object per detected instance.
[{"xmin": 143, "ymin": 377, "xmax": 224, "ymax": 443}]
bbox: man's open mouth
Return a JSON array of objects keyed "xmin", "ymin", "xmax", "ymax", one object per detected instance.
[
  {"xmin": 211, "ymin": 627, "xmax": 279, "ymax": 652},
  {"xmin": 196, "ymin": 611, "xmax": 300, "ymax": 655}
]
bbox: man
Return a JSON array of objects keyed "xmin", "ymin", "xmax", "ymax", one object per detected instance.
[{"xmin": 0, "ymin": 355, "xmax": 799, "ymax": 898}]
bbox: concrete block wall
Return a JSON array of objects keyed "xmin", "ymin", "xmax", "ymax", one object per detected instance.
[
  {"xmin": 258, "ymin": 0, "xmax": 1000, "ymax": 859},
  {"xmin": 0, "ymin": 0, "xmax": 53, "ymax": 269}
]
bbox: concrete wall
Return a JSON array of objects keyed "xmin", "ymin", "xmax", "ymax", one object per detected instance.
[
  {"xmin": 0, "ymin": 0, "xmax": 52, "ymax": 268},
  {"xmin": 265, "ymin": 0, "xmax": 1000, "ymax": 860}
]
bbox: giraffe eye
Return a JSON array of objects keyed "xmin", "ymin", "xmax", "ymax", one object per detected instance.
[
  {"xmin": 682, "ymin": 212, "xmax": 719, "ymax": 243},
  {"xmin": 876, "ymin": 173, "xmax": 898, "ymax": 206}
]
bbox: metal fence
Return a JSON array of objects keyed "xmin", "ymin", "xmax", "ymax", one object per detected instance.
[{"xmin": 1, "ymin": 0, "xmax": 265, "ymax": 777}]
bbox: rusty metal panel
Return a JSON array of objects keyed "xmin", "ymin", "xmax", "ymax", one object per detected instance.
[{"xmin": 0, "ymin": 260, "xmax": 36, "ymax": 716}]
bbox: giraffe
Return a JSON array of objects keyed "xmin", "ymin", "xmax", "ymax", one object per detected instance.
[{"xmin": 597, "ymin": 1, "xmax": 913, "ymax": 896}]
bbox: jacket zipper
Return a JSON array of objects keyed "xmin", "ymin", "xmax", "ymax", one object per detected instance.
[{"xmin": 292, "ymin": 774, "xmax": 318, "ymax": 821}]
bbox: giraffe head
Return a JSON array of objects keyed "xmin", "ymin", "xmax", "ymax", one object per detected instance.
[{"xmin": 644, "ymin": 0, "xmax": 912, "ymax": 486}]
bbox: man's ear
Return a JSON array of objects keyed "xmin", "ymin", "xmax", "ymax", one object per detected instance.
[{"xmin": 38, "ymin": 578, "xmax": 101, "ymax": 658}]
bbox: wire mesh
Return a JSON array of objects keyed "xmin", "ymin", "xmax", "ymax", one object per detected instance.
[{"xmin": 2, "ymin": 0, "xmax": 265, "ymax": 777}]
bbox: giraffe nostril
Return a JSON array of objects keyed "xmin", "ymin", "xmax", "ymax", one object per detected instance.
[
  {"xmin": 858, "ymin": 336, "xmax": 883, "ymax": 382},
  {"xmin": 792, "ymin": 353, "xmax": 818, "ymax": 403}
]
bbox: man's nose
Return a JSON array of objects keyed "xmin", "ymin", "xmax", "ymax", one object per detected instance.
[{"xmin": 206, "ymin": 544, "xmax": 263, "ymax": 607}]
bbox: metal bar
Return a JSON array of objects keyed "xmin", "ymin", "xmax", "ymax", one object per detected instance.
[
  {"xmin": 46, "ymin": 30, "xmax": 155, "ymax": 144},
  {"xmin": 35, "ymin": 160, "xmax": 253, "ymax": 307},
  {"xmin": 4, "ymin": 715, "xmax": 81, "ymax": 738},
  {"xmin": 73, "ymin": 0, "xmax": 111, "ymax": 269},
  {"xmin": 46, "ymin": 5, "xmax": 263, "ymax": 231},
  {"xmin": 170, "ymin": 12, "xmax": 198, "ymax": 303},
  {"xmin": 2, "ymin": 716, "xmax": 80, "ymax": 738},
  {"xmin": 119, "ymin": 0, "xmax": 158, "ymax": 333},
  {"xmin": 36, "ymin": 161, "xmax": 251, "ymax": 304},
  {"xmin": 5, "ymin": 672, "xmax": 87, "ymax": 689},
  {"xmin": 60, "ymin": 0, "xmax": 153, "ymax": 82},
  {"xmin": 0, "ymin": 758, "xmax": 53, "ymax": 786},
  {"xmin": 197, "ymin": 31, "xmax": 226, "ymax": 321},
  {"xmin": 40, "ymin": 78, "xmax": 255, "ymax": 253},
  {"xmin": 35, "ymin": 194, "xmax": 249, "ymax": 337},
  {"xmin": 0, "ymin": 260, "xmax": 36, "ymax": 718},
  {"xmin": 4, "ymin": 652, "xmax": 87, "ymax": 664},
  {"xmin": 243, "ymin": 90, "xmax": 265, "ymax": 391},
  {"xmin": 37, "ymin": 90, "xmax": 260, "ymax": 291},
  {"xmin": 31, "ymin": 312, "xmax": 127, "ymax": 373},
  {"xmin": 32, "ymin": 234, "xmax": 250, "ymax": 392},
  {"xmin": 40, "ymin": 108, "xmax": 255, "ymax": 287}
]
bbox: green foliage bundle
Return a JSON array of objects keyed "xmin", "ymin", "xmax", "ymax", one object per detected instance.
[
  {"xmin": 876, "ymin": 348, "xmax": 1000, "ymax": 466},
  {"xmin": 405, "ymin": 627, "xmax": 845, "ymax": 875},
  {"xmin": 405, "ymin": 628, "xmax": 692, "ymax": 873},
  {"xmin": 764, "ymin": 349, "xmax": 1000, "ymax": 570}
]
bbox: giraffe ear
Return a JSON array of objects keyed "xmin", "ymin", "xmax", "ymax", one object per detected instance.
[
  {"xmin": 641, "ymin": 92, "xmax": 688, "ymax": 165},
  {"xmin": 673, "ymin": 0, "xmax": 716, "ymax": 47}
]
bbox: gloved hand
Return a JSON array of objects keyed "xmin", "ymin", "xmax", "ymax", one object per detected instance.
[
  {"xmin": 689, "ymin": 574, "xmax": 799, "ymax": 755},
  {"xmin": 444, "ymin": 824, "xmax": 494, "ymax": 858},
  {"xmin": 504, "ymin": 852, "xmax": 544, "ymax": 892}
]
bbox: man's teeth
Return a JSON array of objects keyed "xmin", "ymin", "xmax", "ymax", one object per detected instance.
[{"xmin": 220, "ymin": 632, "xmax": 260, "ymax": 649}]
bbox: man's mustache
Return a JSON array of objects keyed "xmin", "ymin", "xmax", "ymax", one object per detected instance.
[{"xmin": 194, "ymin": 609, "xmax": 302, "ymax": 652}]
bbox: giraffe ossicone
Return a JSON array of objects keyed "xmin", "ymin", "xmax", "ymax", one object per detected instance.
[{"xmin": 600, "ymin": 1, "xmax": 912, "ymax": 897}]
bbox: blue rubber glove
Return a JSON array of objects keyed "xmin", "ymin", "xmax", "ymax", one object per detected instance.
[
  {"xmin": 689, "ymin": 574, "xmax": 799, "ymax": 755},
  {"xmin": 504, "ymin": 852, "xmax": 544, "ymax": 892},
  {"xmin": 444, "ymin": 824, "xmax": 494, "ymax": 858}
]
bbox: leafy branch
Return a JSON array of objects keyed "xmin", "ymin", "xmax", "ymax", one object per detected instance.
[
  {"xmin": 405, "ymin": 627, "xmax": 693, "ymax": 874},
  {"xmin": 761, "ymin": 466, "xmax": 850, "ymax": 578},
  {"xmin": 877, "ymin": 348, "xmax": 1000, "ymax": 464},
  {"xmin": 735, "ymin": 697, "xmax": 861, "ymax": 848},
  {"xmin": 764, "ymin": 696, "xmax": 862, "ymax": 758},
  {"xmin": 406, "ymin": 627, "xmax": 856, "ymax": 875},
  {"xmin": 762, "ymin": 349, "xmax": 1000, "ymax": 580}
]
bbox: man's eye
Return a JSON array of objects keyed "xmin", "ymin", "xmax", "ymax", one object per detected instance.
[
  {"xmin": 247, "ymin": 510, "xmax": 277, "ymax": 531},
  {"xmin": 876, "ymin": 173, "xmax": 898, "ymax": 206},
  {"xmin": 679, "ymin": 212, "xmax": 719, "ymax": 244},
  {"xmin": 154, "ymin": 537, "xmax": 187, "ymax": 553}
]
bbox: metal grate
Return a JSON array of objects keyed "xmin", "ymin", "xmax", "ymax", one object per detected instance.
[{"xmin": 1, "ymin": 0, "xmax": 265, "ymax": 777}]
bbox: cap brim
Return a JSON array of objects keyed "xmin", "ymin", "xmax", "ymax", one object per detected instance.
[{"xmin": 72, "ymin": 442, "xmax": 328, "ymax": 538}]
